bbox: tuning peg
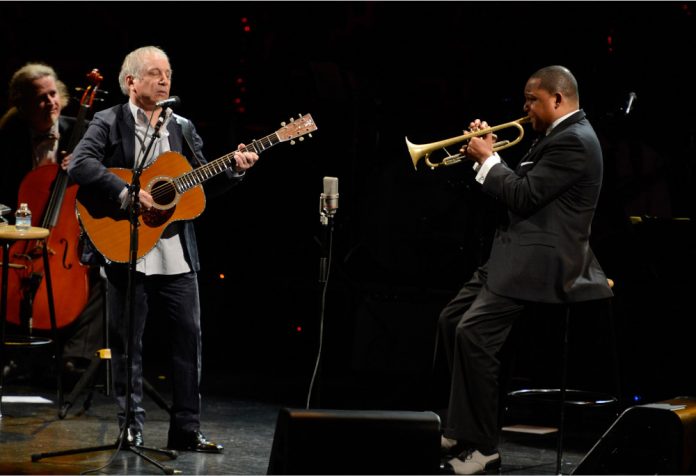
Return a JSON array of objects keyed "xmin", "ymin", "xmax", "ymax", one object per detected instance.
[
  {"xmin": 308, "ymin": 133, "xmax": 313, "ymax": 138},
  {"xmin": 299, "ymin": 137, "xmax": 305, "ymax": 142},
  {"xmin": 281, "ymin": 121, "xmax": 286, "ymax": 126},
  {"xmin": 290, "ymin": 117, "xmax": 295, "ymax": 122},
  {"xmin": 290, "ymin": 140, "xmax": 296, "ymax": 145}
]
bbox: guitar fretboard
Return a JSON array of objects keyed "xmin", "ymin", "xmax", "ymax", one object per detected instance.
[{"xmin": 173, "ymin": 132, "xmax": 281, "ymax": 193}]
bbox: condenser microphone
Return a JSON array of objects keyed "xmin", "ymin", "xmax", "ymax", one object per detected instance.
[
  {"xmin": 322, "ymin": 177, "xmax": 339, "ymax": 214},
  {"xmin": 624, "ymin": 92, "xmax": 637, "ymax": 115},
  {"xmin": 320, "ymin": 176, "xmax": 339, "ymax": 225},
  {"xmin": 155, "ymin": 95, "xmax": 180, "ymax": 109}
]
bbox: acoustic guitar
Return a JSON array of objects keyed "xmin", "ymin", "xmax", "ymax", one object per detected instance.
[{"xmin": 76, "ymin": 113, "xmax": 317, "ymax": 263}]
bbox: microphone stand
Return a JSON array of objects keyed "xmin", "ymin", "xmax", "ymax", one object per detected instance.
[
  {"xmin": 306, "ymin": 200, "xmax": 336, "ymax": 408},
  {"xmin": 32, "ymin": 109, "xmax": 178, "ymax": 475}
]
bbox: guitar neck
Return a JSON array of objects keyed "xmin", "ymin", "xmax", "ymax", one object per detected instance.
[{"xmin": 175, "ymin": 131, "xmax": 281, "ymax": 192}]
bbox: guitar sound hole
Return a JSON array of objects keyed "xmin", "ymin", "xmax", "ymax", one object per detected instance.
[{"xmin": 151, "ymin": 180, "xmax": 176, "ymax": 207}]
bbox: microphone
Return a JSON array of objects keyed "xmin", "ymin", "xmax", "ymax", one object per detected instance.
[
  {"xmin": 155, "ymin": 96, "xmax": 180, "ymax": 109},
  {"xmin": 624, "ymin": 92, "xmax": 637, "ymax": 115},
  {"xmin": 320, "ymin": 176, "xmax": 339, "ymax": 225}
]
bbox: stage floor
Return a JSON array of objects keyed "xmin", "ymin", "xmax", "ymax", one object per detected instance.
[{"xmin": 0, "ymin": 374, "xmax": 599, "ymax": 475}]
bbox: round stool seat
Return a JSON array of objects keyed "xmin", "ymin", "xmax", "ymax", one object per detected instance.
[
  {"xmin": 0, "ymin": 226, "xmax": 49, "ymax": 241},
  {"xmin": 508, "ymin": 388, "xmax": 618, "ymax": 407},
  {"xmin": 4, "ymin": 334, "xmax": 52, "ymax": 347}
]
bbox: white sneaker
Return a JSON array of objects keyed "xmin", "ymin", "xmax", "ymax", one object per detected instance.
[{"xmin": 448, "ymin": 449, "xmax": 501, "ymax": 475}]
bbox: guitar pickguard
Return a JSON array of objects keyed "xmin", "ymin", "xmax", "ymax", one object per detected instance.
[{"xmin": 142, "ymin": 207, "xmax": 175, "ymax": 228}]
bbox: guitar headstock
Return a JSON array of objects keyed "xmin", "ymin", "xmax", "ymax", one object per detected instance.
[{"xmin": 277, "ymin": 113, "xmax": 317, "ymax": 144}]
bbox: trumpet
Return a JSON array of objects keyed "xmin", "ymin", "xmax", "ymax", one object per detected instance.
[{"xmin": 406, "ymin": 116, "xmax": 531, "ymax": 170}]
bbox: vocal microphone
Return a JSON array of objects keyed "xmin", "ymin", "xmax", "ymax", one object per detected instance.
[
  {"xmin": 320, "ymin": 176, "xmax": 339, "ymax": 225},
  {"xmin": 624, "ymin": 92, "xmax": 637, "ymax": 115},
  {"xmin": 155, "ymin": 95, "xmax": 181, "ymax": 109}
]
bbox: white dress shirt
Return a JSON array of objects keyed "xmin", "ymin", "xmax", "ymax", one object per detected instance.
[{"xmin": 122, "ymin": 102, "xmax": 191, "ymax": 276}]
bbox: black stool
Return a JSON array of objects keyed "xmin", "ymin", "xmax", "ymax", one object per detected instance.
[
  {"xmin": 507, "ymin": 279, "xmax": 620, "ymax": 474},
  {"xmin": 0, "ymin": 225, "xmax": 60, "ymax": 416}
]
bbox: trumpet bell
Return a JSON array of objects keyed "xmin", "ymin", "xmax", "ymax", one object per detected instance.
[{"xmin": 405, "ymin": 136, "xmax": 430, "ymax": 170}]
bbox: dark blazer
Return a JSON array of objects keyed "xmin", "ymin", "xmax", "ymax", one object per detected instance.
[
  {"xmin": 0, "ymin": 114, "xmax": 75, "ymax": 208},
  {"xmin": 68, "ymin": 103, "xmax": 243, "ymax": 271},
  {"xmin": 482, "ymin": 110, "xmax": 613, "ymax": 303}
]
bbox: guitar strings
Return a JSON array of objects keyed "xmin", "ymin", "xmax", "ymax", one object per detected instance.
[{"xmin": 145, "ymin": 133, "xmax": 281, "ymax": 202}]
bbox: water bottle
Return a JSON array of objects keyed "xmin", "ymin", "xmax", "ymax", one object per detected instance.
[{"xmin": 15, "ymin": 202, "xmax": 32, "ymax": 231}]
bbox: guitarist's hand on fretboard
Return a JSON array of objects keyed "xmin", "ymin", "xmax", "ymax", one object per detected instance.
[{"xmin": 233, "ymin": 142, "xmax": 259, "ymax": 173}]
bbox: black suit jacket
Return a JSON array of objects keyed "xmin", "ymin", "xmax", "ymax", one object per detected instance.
[
  {"xmin": 68, "ymin": 103, "xmax": 243, "ymax": 271},
  {"xmin": 482, "ymin": 110, "xmax": 613, "ymax": 303}
]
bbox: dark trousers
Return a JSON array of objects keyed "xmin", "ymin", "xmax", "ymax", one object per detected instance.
[
  {"xmin": 105, "ymin": 266, "xmax": 201, "ymax": 435},
  {"xmin": 437, "ymin": 267, "xmax": 526, "ymax": 449}
]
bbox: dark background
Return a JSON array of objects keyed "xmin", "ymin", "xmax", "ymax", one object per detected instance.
[{"xmin": 2, "ymin": 2, "xmax": 695, "ymax": 410}]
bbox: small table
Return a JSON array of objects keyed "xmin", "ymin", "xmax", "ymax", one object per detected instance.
[{"xmin": 0, "ymin": 226, "xmax": 59, "ymax": 417}]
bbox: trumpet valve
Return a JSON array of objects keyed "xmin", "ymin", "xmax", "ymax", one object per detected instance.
[{"xmin": 441, "ymin": 154, "xmax": 464, "ymax": 167}]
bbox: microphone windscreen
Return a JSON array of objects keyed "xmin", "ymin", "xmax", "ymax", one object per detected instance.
[
  {"xmin": 155, "ymin": 96, "xmax": 181, "ymax": 108},
  {"xmin": 323, "ymin": 176, "xmax": 338, "ymax": 196}
]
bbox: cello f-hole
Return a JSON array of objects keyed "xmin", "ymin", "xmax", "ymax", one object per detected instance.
[{"xmin": 60, "ymin": 238, "xmax": 73, "ymax": 269}]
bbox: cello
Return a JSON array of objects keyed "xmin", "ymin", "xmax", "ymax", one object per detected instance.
[{"xmin": 3, "ymin": 69, "xmax": 103, "ymax": 331}]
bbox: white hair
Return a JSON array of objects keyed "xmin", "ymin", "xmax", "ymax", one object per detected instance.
[{"xmin": 118, "ymin": 46, "xmax": 169, "ymax": 96}]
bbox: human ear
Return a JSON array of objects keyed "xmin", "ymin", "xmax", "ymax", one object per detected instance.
[{"xmin": 554, "ymin": 93, "xmax": 562, "ymax": 108}]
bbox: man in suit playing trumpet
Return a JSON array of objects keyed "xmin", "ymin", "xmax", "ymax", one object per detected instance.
[{"xmin": 437, "ymin": 65, "xmax": 613, "ymax": 474}]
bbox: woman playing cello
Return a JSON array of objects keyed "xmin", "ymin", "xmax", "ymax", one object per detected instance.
[{"xmin": 0, "ymin": 63, "xmax": 104, "ymax": 380}]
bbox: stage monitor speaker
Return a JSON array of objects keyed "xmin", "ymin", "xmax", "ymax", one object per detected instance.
[
  {"xmin": 266, "ymin": 407, "xmax": 441, "ymax": 475},
  {"xmin": 573, "ymin": 397, "xmax": 696, "ymax": 474}
]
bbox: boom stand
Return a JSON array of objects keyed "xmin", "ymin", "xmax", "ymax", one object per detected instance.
[{"xmin": 32, "ymin": 112, "xmax": 178, "ymax": 474}]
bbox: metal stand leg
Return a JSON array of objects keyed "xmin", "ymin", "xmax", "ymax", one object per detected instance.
[
  {"xmin": 0, "ymin": 241, "xmax": 11, "ymax": 417},
  {"xmin": 557, "ymin": 305, "xmax": 571, "ymax": 475},
  {"xmin": 59, "ymin": 349, "xmax": 107, "ymax": 419},
  {"xmin": 31, "ymin": 439, "xmax": 179, "ymax": 473},
  {"xmin": 41, "ymin": 243, "xmax": 62, "ymax": 409}
]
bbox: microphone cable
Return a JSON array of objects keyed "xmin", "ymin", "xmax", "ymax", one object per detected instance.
[{"xmin": 306, "ymin": 219, "xmax": 334, "ymax": 409}]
